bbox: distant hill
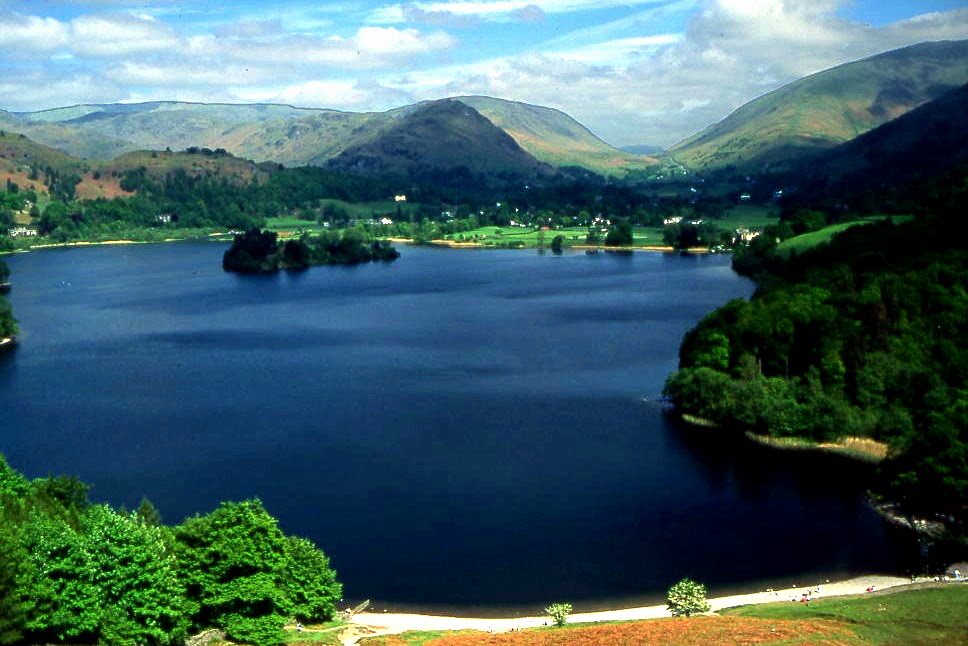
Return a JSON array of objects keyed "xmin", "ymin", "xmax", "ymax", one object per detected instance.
[
  {"xmin": 100, "ymin": 148, "xmax": 273, "ymax": 184},
  {"xmin": 668, "ymin": 40, "xmax": 968, "ymax": 172},
  {"xmin": 454, "ymin": 96, "xmax": 657, "ymax": 175},
  {"xmin": 812, "ymin": 82, "xmax": 968, "ymax": 189},
  {"xmin": 7, "ymin": 97, "xmax": 651, "ymax": 177},
  {"xmin": 0, "ymin": 128, "xmax": 88, "ymax": 196},
  {"xmin": 326, "ymin": 99, "xmax": 553, "ymax": 185}
]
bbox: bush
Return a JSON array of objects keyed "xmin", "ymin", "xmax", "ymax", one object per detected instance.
[
  {"xmin": 545, "ymin": 602, "xmax": 572, "ymax": 627},
  {"xmin": 666, "ymin": 578, "xmax": 711, "ymax": 617}
]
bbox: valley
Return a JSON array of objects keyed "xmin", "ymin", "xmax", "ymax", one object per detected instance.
[{"xmin": 1, "ymin": 25, "xmax": 968, "ymax": 646}]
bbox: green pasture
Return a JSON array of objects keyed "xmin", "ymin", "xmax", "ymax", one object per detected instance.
[
  {"xmin": 724, "ymin": 584, "xmax": 968, "ymax": 643},
  {"xmin": 777, "ymin": 215, "xmax": 912, "ymax": 255}
]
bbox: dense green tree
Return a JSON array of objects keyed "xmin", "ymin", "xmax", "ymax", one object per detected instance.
[
  {"xmin": 282, "ymin": 536, "xmax": 342, "ymax": 623},
  {"xmin": 175, "ymin": 500, "xmax": 311, "ymax": 646},
  {"xmin": 550, "ymin": 234, "xmax": 564, "ymax": 253},
  {"xmin": 604, "ymin": 219, "xmax": 633, "ymax": 246},
  {"xmin": 0, "ymin": 523, "xmax": 28, "ymax": 645},
  {"xmin": 136, "ymin": 497, "xmax": 163, "ymax": 527},
  {"xmin": 665, "ymin": 206, "xmax": 968, "ymax": 528}
]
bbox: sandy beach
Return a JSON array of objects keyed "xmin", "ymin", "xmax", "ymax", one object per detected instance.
[{"xmin": 341, "ymin": 574, "xmax": 922, "ymax": 644}]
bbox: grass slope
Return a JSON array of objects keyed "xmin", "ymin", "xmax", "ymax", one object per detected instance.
[
  {"xmin": 456, "ymin": 96, "xmax": 657, "ymax": 176},
  {"xmin": 0, "ymin": 129, "xmax": 88, "ymax": 194},
  {"xmin": 815, "ymin": 82, "xmax": 968, "ymax": 187},
  {"xmin": 777, "ymin": 216, "xmax": 911, "ymax": 255},
  {"xmin": 725, "ymin": 585, "xmax": 968, "ymax": 644},
  {"xmin": 98, "ymin": 149, "xmax": 270, "ymax": 184},
  {"xmin": 669, "ymin": 39, "xmax": 968, "ymax": 171}
]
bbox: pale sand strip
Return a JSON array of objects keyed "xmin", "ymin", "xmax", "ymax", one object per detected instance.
[{"xmin": 343, "ymin": 575, "xmax": 916, "ymax": 644}]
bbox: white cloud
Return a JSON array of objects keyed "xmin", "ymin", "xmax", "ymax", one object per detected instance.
[
  {"xmin": 354, "ymin": 26, "xmax": 455, "ymax": 55},
  {"xmin": 0, "ymin": 14, "xmax": 69, "ymax": 52},
  {"xmin": 0, "ymin": 73, "xmax": 122, "ymax": 111},
  {"xmin": 549, "ymin": 33, "xmax": 681, "ymax": 64},
  {"xmin": 267, "ymin": 79, "xmax": 414, "ymax": 110},
  {"xmin": 69, "ymin": 14, "xmax": 179, "ymax": 56},
  {"xmin": 369, "ymin": 0, "xmax": 671, "ymax": 23},
  {"xmin": 108, "ymin": 61, "xmax": 274, "ymax": 86}
]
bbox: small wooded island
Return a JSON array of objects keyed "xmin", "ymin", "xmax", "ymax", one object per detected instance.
[{"xmin": 222, "ymin": 228, "xmax": 399, "ymax": 273}]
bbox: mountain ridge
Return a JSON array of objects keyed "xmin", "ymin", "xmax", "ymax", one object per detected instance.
[
  {"xmin": 668, "ymin": 39, "xmax": 968, "ymax": 172},
  {"xmin": 5, "ymin": 96, "xmax": 651, "ymax": 177}
]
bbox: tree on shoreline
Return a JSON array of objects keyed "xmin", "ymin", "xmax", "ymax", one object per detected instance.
[{"xmin": 666, "ymin": 578, "xmax": 710, "ymax": 617}]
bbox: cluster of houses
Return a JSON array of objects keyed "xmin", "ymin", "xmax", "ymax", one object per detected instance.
[{"xmin": 8, "ymin": 226, "xmax": 37, "ymax": 237}]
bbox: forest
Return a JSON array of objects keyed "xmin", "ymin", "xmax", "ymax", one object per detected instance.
[
  {"xmin": 664, "ymin": 165, "xmax": 968, "ymax": 531},
  {"xmin": 0, "ymin": 454, "xmax": 341, "ymax": 646},
  {"xmin": 0, "ymin": 158, "xmax": 721, "ymax": 250}
]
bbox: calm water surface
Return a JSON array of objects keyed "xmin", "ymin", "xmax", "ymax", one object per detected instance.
[{"xmin": 0, "ymin": 243, "xmax": 912, "ymax": 612}]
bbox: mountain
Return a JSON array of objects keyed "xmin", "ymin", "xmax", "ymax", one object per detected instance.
[
  {"xmin": 809, "ymin": 82, "xmax": 968, "ymax": 190},
  {"xmin": 453, "ymin": 96, "xmax": 657, "ymax": 175},
  {"xmin": 7, "ymin": 96, "xmax": 651, "ymax": 177},
  {"xmin": 668, "ymin": 39, "xmax": 968, "ymax": 172},
  {"xmin": 326, "ymin": 99, "xmax": 553, "ymax": 185}
]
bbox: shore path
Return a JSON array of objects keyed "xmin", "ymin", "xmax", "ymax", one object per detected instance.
[{"xmin": 341, "ymin": 574, "xmax": 916, "ymax": 644}]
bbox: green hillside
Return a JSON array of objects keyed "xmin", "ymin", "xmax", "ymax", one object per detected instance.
[
  {"xmin": 455, "ymin": 96, "xmax": 657, "ymax": 176},
  {"xmin": 10, "ymin": 97, "xmax": 654, "ymax": 176},
  {"xmin": 814, "ymin": 82, "xmax": 968, "ymax": 187},
  {"xmin": 326, "ymin": 99, "xmax": 552, "ymax": 184},
  {"xmin": 669, "ymin": 39, "xmax": 968, "ymax": 171}
]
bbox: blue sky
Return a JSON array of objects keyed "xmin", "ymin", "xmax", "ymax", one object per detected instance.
[{"xmin": 1, "ymin": 0, "xmax": 967, "ymax": 146}]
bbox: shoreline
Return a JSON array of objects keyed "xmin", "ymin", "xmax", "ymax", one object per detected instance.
[
  {"xmin": 343, "ymin": 574, "xmax": 939, "ymax": 644},
  {"xmin": 0, "ymin": 232, "xmax": 234, "ymax": 256},
  {"xmin": 388, "ymin": 237, "xmax": 707, "ymax": 253},
  {"xmin": 744, "ymin": 431, "xmax": 888, "ymax": 463},
  {"xmin": 675, "ymin": 413, "xmax": 888, "ymax": 464}
]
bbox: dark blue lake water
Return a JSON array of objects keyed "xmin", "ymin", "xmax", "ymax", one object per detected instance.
[{"xmin": 0, "ymin": 243, "xmax": 914, "ymax": 613}]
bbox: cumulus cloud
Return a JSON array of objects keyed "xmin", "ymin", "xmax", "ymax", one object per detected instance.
[
  {"xmin": 70, "ymin": 14, "xmax": 180, "ymax": 56},
  {"xmin": 410, "ymin": 0, "xmax": 968, "ymax": 146},
  {"xmin": 0, "ymin": 14, "xmax": 69, "ymax": 53}
]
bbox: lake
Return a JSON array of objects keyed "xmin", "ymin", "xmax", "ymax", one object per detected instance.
[{"xmin": 0, "ymin": 242, "xmax": 915, "ymax": 613}]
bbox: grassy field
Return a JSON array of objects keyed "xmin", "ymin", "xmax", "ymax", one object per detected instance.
[
  {"xmin": 724, "ymin": 584, "xmax": 968, "ymax": 644},
  {"xmin": 356, "ymin": 585, "xmax": 968, "ymax": 645},
  {"xmin": 777, "ymin": 215, "xmax": 912, "ymax": 255}
]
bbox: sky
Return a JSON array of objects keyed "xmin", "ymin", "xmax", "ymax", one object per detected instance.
[{"xmin": 1, "ymin": 0, "xmax": 967, "ymax": 147}]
